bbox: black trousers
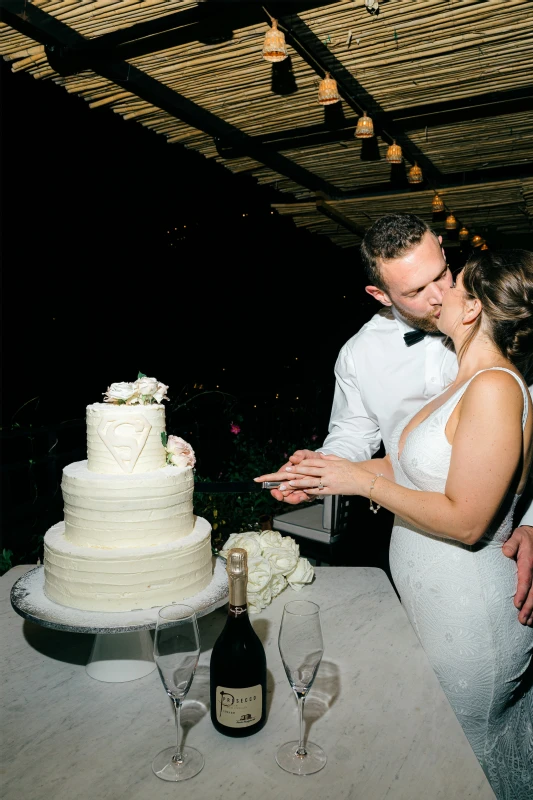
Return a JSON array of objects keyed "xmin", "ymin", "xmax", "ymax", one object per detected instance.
[{"xmin": 336, "ymin": 494, "xmax": 396, "ymax": 591}]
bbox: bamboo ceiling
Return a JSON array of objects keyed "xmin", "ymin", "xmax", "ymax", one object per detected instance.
[{"xmin": 1, "ymin": 0, "xmax": 532, "ymax": 248}]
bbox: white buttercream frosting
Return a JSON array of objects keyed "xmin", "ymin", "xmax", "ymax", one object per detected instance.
[
  {"xmin": 43, "ymin": 390, "xmax": 213, "ymax": 613},
  {"xmin": 87, "ymin": 403, "xmax": 166, "ymax": 474},
  {"xmin": 62, "ymin": 460, "xmax": 194, "ymax": 548},
  {"xmin": 44, "ymin": 517, "xmax": 213, "ymax": 611}
]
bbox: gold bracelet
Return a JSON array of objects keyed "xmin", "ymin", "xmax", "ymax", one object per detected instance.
[{"xmin": 369, "ymin": 473, "xmax": 384, "ymax": 514}]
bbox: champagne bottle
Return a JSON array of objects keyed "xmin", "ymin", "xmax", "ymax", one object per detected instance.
[{"xmin": 210, "ymin": 548, "xmax": 267, "ymax": 737}]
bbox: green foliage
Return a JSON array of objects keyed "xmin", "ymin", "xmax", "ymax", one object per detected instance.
[
  {"xmin": 137, "ymin": 371, "xmax": 147, "ymax": 379},
  {"xmin": 194, "ymin": 420, "xmax": 319, "ymax": 554},
  {"xmin": 0, "ymin": 549, "xmax": 14, "ymax": 576},
  {"xmin": 160, "ymin": 431, "xmax": 168, "ymax": 448},
  {"xmin": 3, "ymin": 381, "xmax": 328, "ymax": 567}
]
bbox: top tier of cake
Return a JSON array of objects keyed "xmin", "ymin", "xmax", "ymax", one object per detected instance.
[{"xmin": 87, "ymin": 403, "xmax": 167, "ymax": 474}]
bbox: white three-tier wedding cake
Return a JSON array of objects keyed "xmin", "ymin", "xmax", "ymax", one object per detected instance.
[{"xmin": 43, "ymin": 375, "xmax": 213, "ymax": 611}]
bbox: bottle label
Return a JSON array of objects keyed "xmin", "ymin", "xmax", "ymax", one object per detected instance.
[{"xmin": 215, "ymin": 684, "xmax": 262, "ymax": 728}]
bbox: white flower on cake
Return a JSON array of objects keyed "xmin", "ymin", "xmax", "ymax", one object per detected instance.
[
  {"xmin": 164, "ymin": 435, "xmax": 196, "ymax": 468},
  {"xmin": 103, "ymin": 373, "xmax": 169, "ymax": 405},
  {"xmin": 152, "ymin": 382, "xmax": 169, "ymax": 404},
  {"xmin": 103, "ymin": 382, "xmax": 137, "ymax": 403},
  {"xmin": 219, "ymin": 530, "xmax": 314, "ymax": 612},
  {"xmin": 134, "ymin": 376, "xmax": 159, "ymax": 397}
]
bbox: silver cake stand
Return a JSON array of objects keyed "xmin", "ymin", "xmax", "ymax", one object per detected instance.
[{"xmin": 11, "ymin": 559, "xmax": 228, "ymax": 683}]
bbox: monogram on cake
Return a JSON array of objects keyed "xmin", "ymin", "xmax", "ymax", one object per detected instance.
[{"xmin": 43, "ymin": 375, "xmax": 213, "ymax": 612}]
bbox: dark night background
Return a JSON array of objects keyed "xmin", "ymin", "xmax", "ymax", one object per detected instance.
[
  {"xmin": 0, "ymin": 59, "xmax": 471, "ymax": 563},
  {"xmin": 0, "ymin": 59, "xmax": 373, "ymax": 562},
  {"xmin": 0, "ymin": 59, "xmax": 377, "ymax": 424}
]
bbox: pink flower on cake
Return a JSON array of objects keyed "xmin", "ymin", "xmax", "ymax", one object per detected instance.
[
  {"xmin": 165, "ymin": 435, "xmax": 196, "ymax": 468},
  {"xmin": 230, "ymin": 422, "xmax": 241, "ymax": 435},
  {"xmin": 103, "ymin": 382, "xmax": 137, "ymax": 404}
]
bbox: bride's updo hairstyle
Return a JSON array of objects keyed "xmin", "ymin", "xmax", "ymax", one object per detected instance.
[{"xmin": 461, "ymin": 249, "xmax": 533, "ymax": 383}]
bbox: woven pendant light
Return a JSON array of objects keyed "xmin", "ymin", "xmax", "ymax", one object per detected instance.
[
  {"xmin": 386, "ymin": 140, "xmax": 402, "ymax": 164},
  {"xmin": 407, "ymin": 162, "xmax": 423, "ymax": 184},
  {"xmin": 355, "ymin": 111, "xmax": 374, "ymax": 138},
  {"xmin": 471, "ymin": 234, "xmax": 484, "ymax": 248},
  {"xmin": 445, "ymin": 211, "xmax": 457, "ymax": 230},
  {"xmin": 262, "ymin": 19, "xmax": 288, "ymax": 62},
  {"xmin": 458, "ymin": 226, "xmax": 470, "ymax": 241},
  {"xmin": 432, "ymin": 194, "xmax": 444, "ymax": 213},
  {"xmin": 317, "ymin": 72, "xmax": 340, "ymax": 105}
]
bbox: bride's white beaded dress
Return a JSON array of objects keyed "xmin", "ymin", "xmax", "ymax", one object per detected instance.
[{"xmin": 389, "ymin": 368, "xmax": 533, "ymax": 800}]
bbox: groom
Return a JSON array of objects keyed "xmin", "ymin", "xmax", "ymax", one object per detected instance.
[{"xmin": 270, "ymin": 213, "xmax": 533, "ymax": 625}]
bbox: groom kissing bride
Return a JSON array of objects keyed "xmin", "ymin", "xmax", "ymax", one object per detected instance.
[{"xmin": 257, "ymin": 214, "xmax": 533, "ymax": 800}]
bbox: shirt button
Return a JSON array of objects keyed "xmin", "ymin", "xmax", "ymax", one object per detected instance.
[{"xmin": 430, "ymin": 377, "xmax": 436, "ymax": 383}]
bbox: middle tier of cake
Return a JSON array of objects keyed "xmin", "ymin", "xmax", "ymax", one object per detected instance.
[{"xmin": 62, "ymin": 460, "xmax": 194, "ymax": 548}]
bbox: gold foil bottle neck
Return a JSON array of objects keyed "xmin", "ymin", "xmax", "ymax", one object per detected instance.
[
  {"xmin": 226, "ymin": 548, "xmax": 248, "ymax": 608},
  {"xmin": 226, "ymin": 548, "xmax": 247, "ymax": 577}
]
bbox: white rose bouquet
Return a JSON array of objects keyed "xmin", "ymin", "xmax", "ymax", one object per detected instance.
[{"xmin": 219, "ymin": 530, "xmax": 314, "ymax": 613}]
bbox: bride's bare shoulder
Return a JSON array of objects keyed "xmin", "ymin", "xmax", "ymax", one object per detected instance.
[{"xmin": 464, "ymin": 368, "xmax": 525, "ymax": 410}]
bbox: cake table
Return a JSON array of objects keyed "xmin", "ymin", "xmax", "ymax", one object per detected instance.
[{"xmin": 10, "ymin": 558, "xmax": 229, "ymax": 682}]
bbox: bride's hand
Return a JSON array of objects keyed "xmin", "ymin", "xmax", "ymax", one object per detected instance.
[{"xmin": 280, "ymin": 457, "xmax": 376, "ymax": 497}]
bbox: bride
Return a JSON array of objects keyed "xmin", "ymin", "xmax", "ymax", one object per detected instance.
[{"xmin": 257, "ymin": 249, "xmax": 533, "ymax": 799}]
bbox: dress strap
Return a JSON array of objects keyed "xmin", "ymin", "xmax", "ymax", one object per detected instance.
[{"xmin": 466, "ymin": 367, "xmax": 530, "ymax": 430}]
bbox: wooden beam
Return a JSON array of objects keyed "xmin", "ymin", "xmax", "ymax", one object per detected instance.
[
  {"xmin": 217, "ymin": 87, "xmax": 533, "ymax": 155},
  {"xmin": 316, "ymin": 198, "xmax": 366, "ymax": 238},
  {"xmin": 0, "ymin": 0, "xmax": 340, "ymax": 199},
  {"xmin": 269, "ymin": 8, "xmax": 445, "ymax": 185}
]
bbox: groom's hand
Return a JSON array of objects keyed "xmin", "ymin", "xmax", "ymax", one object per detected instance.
[
  {"xmin": 256, "ymin": 450, "xmax": 325, "ymax": 504},
  {"xmin": 503, "ymin": 525, "xmax": 533, "ymax": 625}
]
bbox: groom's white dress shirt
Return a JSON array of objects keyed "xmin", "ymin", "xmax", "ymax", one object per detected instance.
[{"xmin": 320, "ymin": 306, "xmax": 533, "ymax": 527}]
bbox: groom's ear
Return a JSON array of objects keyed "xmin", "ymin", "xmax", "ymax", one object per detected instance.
[{"xmin": 365, "ymin": 285, "xmax": 392, "ymax": 307}]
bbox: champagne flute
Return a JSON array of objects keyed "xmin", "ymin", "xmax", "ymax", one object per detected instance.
[
  {"xmin": 276, "ymin": 600, "xmax": 326, "ymax": 775},
  {"xmin": 151, "ymin": 604, "xmax": 204, "ymax": 781}
]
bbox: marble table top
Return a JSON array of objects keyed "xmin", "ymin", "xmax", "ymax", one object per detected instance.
[{"xmin": 0, "ymin": 564, "xmax": 495, "ymax": 800}]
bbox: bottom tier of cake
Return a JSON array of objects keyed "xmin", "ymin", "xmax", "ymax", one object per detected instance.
[{"xmin": 43, "ymin": 516, "xmax": 213, "ymax": 612}]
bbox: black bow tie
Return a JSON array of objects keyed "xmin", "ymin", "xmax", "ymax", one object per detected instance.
[{"xmin": 404, "ymin": 329, "xmax": 427, "ymax": 346}]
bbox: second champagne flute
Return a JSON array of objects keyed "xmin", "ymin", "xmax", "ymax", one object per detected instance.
[
  {"xmin": 152, "ymin": 604, "xmax": 204, "ymax": 782},
  {"xmin": 277, "ymin": 599, "xmax": 326, "ymax": 775}
]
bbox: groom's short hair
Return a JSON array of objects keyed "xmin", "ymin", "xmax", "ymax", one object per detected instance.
[{"xmin": 361, "ymin": 213, "xmax": 436, "ymax": 291}]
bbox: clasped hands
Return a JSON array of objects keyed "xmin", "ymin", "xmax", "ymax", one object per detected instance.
[{"xmin": 255, "ymin": 450, "xmax": 375, "ymax": 502}]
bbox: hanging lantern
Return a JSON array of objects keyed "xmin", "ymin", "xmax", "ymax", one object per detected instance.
[
  {"xmin": 262, "ymin": 19, "xmax": 288, "ymax": 63},
  {"xmin": 407, "ymin": 162, "xmax": 423, "ymax": 184},
  {"xmin": 432, "ymin": 194, "xmax": 444, "ymax": 213},
  {"xmin": 471, "ymin": 234, "xmax": 484, "ymax": 248},
  {"xmin": 480, "ymin": 243, "xmax": 489, "ymax": 251},
  {"xmin": 386, "ymin": 140, "xmax": 402, "ymax": 164},
  {"xmin": 458, "ymin": 226, "xmax": 470, "ymax": 241},
  {"xmin": 445, "ymin": 211, "xmax": 457, "ymax": 230},
  {"xmin": 317, "ymin": 72, "xmax": 340, "ymax": 105},
  {"xmin": 355, "ymin": 111, "xmax": 374, "ymax": 138}
]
